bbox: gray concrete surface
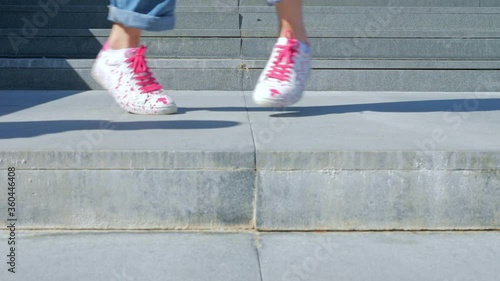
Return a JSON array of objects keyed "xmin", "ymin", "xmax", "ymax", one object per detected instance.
[
  {"xmin": 0, "ymin": 231, "xmax": 498, "ymax": 281},
  {"xmin": 3, "ymin": 58, "xmax": 500, "ymax": 70},
  {"xmin": 258, "ymin": 232, "xmax": 500, "ymax": 281},
  {"xmin": 243, "ymin": 91, "xmax": 500, "ymax": 230},
  {"xmin": 15, "ymin": 170, "xmax": 254, "ymax": 229},
  {"xmin": 4, "ymin": 0, "xmax": 500, "ymax": 6},
  {"xmin": 1, "ymin": 0, "xmax": 239, "ymax": 7},
  {"xmin": 1, "ymin": 91, "xmax": 499, "ymax": 230},
  {"xmin": 242, "ymin": 69, "xmax": 500, "ymax": 92},
  {"xmin": 245, "ymin": 91, "xmax": 500, "ymax": 159},
  {"xmin": 2, "ymin": 3, "xmax": 500, "ymax": 91},
  {"xmin": 2, "ymin": 59, "xmax": 500, "ymax": 91},
  {"xmin": 6, "ymin": 36, "xmax": 500, "ymax": 59},
  {"xmin": 0, "ymin": 37, "xmax": 241, "ymax": 58},
  {"xmin": 242, "ymin": 38, "xmax": 500, "ymax": 59},
  {"xmin": 256, "ymin": 170, "xmax": 500, "ymax": 230},
  {"xmin": 0, "ymin": 231, "xmax": 262, "ymax": 281},
  {"xmin": 0, "ymin": 91, "xmax": 254, "ymax": 169},
  {"xmin": 241, "ymin": 7, "xmax": 500, "ymax": 38},
  {"xmin": 0, "ymin": 91, "xmax": 256, "ymax": 229},
  {"xmin": 242, "ymin": 0, "xmax": 500, "ymax": 6}
]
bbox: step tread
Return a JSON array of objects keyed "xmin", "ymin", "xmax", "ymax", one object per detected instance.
[
  {"xmin": 0, "ymin": 91, "xmax": 254, "ymax": 170},
  {"xmin": 1, "ymin": 90, "xmax": 499, "ymax": 170},
  {"xmin": 259, "ymin": 232, "xmax": 500, "ymax": 280},
  {"xmin": 0, "ymin": 232, "xmax": 261, "ymax": 281},
  {"xmin": 0, "ymin": 231, "xmax": 499, "ymax": 281}
]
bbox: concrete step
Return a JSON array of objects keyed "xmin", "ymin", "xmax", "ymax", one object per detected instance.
[
  {"xmin": 2, "ymin": 0, "xmax": 499, "ymax": 7},
  {"xmin": 3, "ymin": 34, "xmax": 500, "ymax": 60},
  {"xmin": 241, "ymin": 6, "xmax": 500, "ymax": 38},
  {"xmin": 2, "ymin": 6, "xmax": 499, "ymax": 60},
  {"xmin": 0, "ymin": 231, "xmax": 499, "ymax": 280},
  {"xmin": 1, "ymin": 58, "xmax": 500, "ymax": 91},
  {"xmin": 242, "ymin": 0, "xmax": 500, "ymax": 6},
  {"xmin": 0, "ymin": 90, "xmax": 499, "ymax": 230},
  {"xmin": 0, "ymin": 6, "xmax": 238, "ymax": 30},
  {"xmin": 0, "ymin": 0, "xmax": 238, "ymax": 7},
  {"xmin": 2, "ymin": 6, "xmax": 499, "ymax": 36}
]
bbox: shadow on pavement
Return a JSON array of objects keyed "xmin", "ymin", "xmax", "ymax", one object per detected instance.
[
  {"xmin": 177, "ymin": 98, "xmax": 500, "ymax": 116},
  {"xmin": 270, "ymin": 98, "xmax": 500, "ymax": 118},
  {"xmin": 0, "ymin": 120, "xmax": 240, "ymax": 139}
]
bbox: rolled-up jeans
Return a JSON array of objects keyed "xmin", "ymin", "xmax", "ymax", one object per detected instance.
[{"xmin": 108, "ymin": 0, "xmax": 176, "ymax": 31}]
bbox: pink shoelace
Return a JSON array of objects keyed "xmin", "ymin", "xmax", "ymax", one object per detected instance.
[
  {"xmin": 266, "ymin": 36, "xmax": 299, "ymax": 82},
  {"xmin": 126, "ymin": 46, "xmax": 162, "ymax": 93}
]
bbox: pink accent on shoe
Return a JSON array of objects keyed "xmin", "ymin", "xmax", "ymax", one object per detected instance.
[
  {"xmin": 270, "ymin": 89, "xmax": 281, "ymax": 96},
  {"xmin": 125, "ymin": 46, "xmax": 163, "ymax": 94},
  {"xmin": 115, "ymin": 73, "xmax": 123, "ymax": 90},
  {"xmin": 266, "ymin": 31, "xmax": 298, "ymax": 82},
  {"xmin": 102, "ymin": 41, "xmax": 110, "ymax": 51},
  {"xmin": 157, "ymin": 97, "xmax": 168, "ymax": 104}
]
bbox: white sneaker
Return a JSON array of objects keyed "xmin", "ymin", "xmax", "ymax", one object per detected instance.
[
  {"xmin": 91, "ymin": 43, "xmax": 177, "ymax": 115},
  {"xmin": 253, "ymin": 31, "xmax": 311, "ymax": 107}
]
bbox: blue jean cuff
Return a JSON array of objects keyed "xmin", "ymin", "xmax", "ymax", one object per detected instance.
[{"xmin": 108, "ymin": 5, "xmax": 175, "ymax": 31}]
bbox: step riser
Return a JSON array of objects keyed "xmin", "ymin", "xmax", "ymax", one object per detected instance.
[
  {"xmin": 0, "ymin": 0, "xmax": 238, "ymax": 6},
  {"xmin": 3, "ymin": 37, "xmax": 500, "ymax": 59},
  {"xmin": 244, "ymin": 38, "xmax": 500, "ymax": 60},
  {"xmin": 242, "ymin": 0, "xmax": 500, "ymax": 6},
  {"xmin": 2, "ymin": 68, "xmax": 500, "ymax": 91},
  {"xmin": 0, "ymin": 11, "xmax": 237, "ymax": 29},
  {"xmin": 0, "ymin": 68, "xmax": 243, "ymax": 91},
  {"xmin": 2, "ymin": 9, "xmax": 500, "ymax": 32},
  {"xmin": 4, "ymin": 170, "xmax": 254, "ymax": 230},
  {"xmin": 1, "ymin": 168, "xmax": 499, "ymax": 230},
  {"xmin": 1, "ymin": 38, "xmax": 241, "ymax": 59},
  {"xmin": 242, "ymin": 9, "xmax": 500, "ymax": 35},
  {"xmin": 257, "ymin": 170, "xmax": 500, "ymax": 230}
]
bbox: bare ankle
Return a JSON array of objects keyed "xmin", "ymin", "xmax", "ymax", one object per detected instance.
[
  {"xmin": 280, "ymin": 25, "xmax": 308, "ymax": 43},
  {"xmin": 108, "ymin": 23, "xmax": 141, "ymax": 50}
]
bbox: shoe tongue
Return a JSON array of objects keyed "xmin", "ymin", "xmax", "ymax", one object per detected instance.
[
  {"xmin": 276, "ymin": 37, "xmax": 289, "ymax": 45},
  {"xmin": 125, "ymin": 48, "xmax": 138, "ymax": 58}
]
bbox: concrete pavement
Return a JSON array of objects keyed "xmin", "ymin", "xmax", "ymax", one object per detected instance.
[{"xmin": 0, "ymin": 231, "xmax": 499, "ymax": 281}]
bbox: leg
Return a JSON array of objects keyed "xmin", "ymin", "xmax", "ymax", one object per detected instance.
[
  {"xmin": 275, "ymin": 0, "xmax": 308, "ymax": 43},
  {"xmin": 106, "ymin": 0, "xmax": 177, "ymax": 49},
  {"xmin": 108, "ymin": 23, "xmax": 141, "ymax": 50}
]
